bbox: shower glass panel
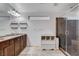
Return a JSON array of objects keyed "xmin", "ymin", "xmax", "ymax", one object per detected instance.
[
  {"xmin": 56, "ymin": 17, "xmax": 79, "ymax": 56},
  {"xmin": 66, "ymin": 19, "xmax": 79, "ymax": 56}
]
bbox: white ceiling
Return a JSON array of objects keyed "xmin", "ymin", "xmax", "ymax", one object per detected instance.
[
  {"xmin": 9, "ymin": 3, "xmax": 78, "ymax": 16},
  {"xmin": 0, "ymin": 3, "xmax": 13, "ymax": 16},
  {"xmin": 10, "ymin": 3, "xmax": 77, "ymax": 12},
  {"xmin": 0, "ymin": 3, "xmax": 78, "ymax": 17},
  {"xmin": 0, "ymin": 3, "xmax": 9, "ymax": 12}
]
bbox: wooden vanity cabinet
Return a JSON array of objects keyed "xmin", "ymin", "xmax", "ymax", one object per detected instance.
[
  {"xmin": 14, "ymin": 37, "xmax": 21, "ymax": 56},
  {"xmin": 4, "ymin": 39, "xmax": 15, "ymax": 56},
  {"xmin": 14, "ymin": 35, "xmax": 27, "ymax": 56},
  {"xmin": 20, "ymin": 36, "xmax": 24, "ymax": 51},
  {"xmin": 0, "ymin": 41, "xmax": 9, "ymax": 48},
  {"xmin": 0, "ymin": 34, "xmax": 27, "ymax": 56},
  {"xmin": 23, "ymin": 35, "xmax": 27, "ymax": 48},
  {"xmin": 0, "ymin": 40, "xmax": 10, "ymax": 56},
  {"xmin": 0, "ymin": 49, "xmax": 3, "ymax": 56},
  {"xmin": 20, "ymin": 35, "xmax": 27, "ymax": 50}
]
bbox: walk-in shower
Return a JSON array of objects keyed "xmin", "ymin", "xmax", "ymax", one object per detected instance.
[{"xmin": 56, "ymin": 17, "xmax": 79, "ymax": 56}]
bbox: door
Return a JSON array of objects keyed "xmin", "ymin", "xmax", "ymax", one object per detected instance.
[{"xmin": 56, "ymin": 17, "xmax": 66, "ymax": 50}]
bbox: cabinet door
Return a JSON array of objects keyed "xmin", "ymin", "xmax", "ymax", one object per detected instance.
[
  {"xmin": 4, "ymin": 44, "xmax": 14, "ymax": 56},
  {"xmin": 14, "ymin": 38, "xmax": 20, "ymax": 56},
  {"xmin": 20, "ymin": 36, "xmax": 24, "ymax": 50},
  {"xmin": 23, "ymin": 35, "xmax": 27, "ymax": 48},
  {"xmin": 0, "ymin": 40, "xmax": 9, "ymax": 56},
  {"xmin": 0, "ymin": 49, "xmax": 3, "ymax": 56},
  {"xmin": 4, "ymin": 39, "xmax": 15, "ymax": 56}
]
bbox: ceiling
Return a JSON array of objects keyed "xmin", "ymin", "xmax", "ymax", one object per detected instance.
[
  {"xmin": 0, "ymin": 3, "xmax": 78, "ymax": 17},
  {"xmin": 0, "ymin": 3, "xmax": 13, "ymax": 16},
  {"xmin": 9, "ymin": 3, "xmax": 78, "ymax": 16},
  {"xmin": 10, "ymin": 3, "xmax": 76, "ymax": 12}
]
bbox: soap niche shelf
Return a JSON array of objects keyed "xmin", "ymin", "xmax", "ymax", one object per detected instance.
[
  {"xmin": 10, "ymin": 22, "xmax": 18, "ymax": 29},
  {"xmin": 10, "ymin": 23, "xmax": 18, "ymax": 25},
  {"xmin": 19, "ymin": 23, "xmax": 28, "ymax": 25},
  {"xmin": 20, "ymin": 27, "xmax": 27, "ymax": 29},
  {"xmin": 11, "ymin": 27, "xmax": 18, "ymax": 29},
  {"xmin": 10, "ymin": 22, "xmax": 28, "ymax": 29},
  {"xmin": 19, "ymin": 22, "xmax": 28, "ymax": 29}
]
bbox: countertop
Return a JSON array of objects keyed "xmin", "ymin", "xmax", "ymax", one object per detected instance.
[{"xmin": 0, "ymin": 34, "xmax": 25, "ymax": 42}]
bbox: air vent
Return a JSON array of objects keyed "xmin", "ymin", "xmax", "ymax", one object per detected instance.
[{"xmin": 29, "ymin": 16, "xmax": 50, "ymax": 20}]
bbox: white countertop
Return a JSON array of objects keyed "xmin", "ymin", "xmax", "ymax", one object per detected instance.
[{"xmin": 0, "ymin": 34, "xmax": 25, "ymax": 42}]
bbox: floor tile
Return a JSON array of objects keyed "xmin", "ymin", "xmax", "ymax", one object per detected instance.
[{"xmin": 19, "ymin": 47, "xmax": 65, "ymax": 56}]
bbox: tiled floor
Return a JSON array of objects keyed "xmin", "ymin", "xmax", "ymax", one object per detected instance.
[{"xmin": 19, "ymin": 47, "xmax": 65, "ymax": 56}]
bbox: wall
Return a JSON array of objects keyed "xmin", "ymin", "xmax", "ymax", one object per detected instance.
[
  {"xmin": 10, "ymin": 16, "xmax": 56, "ymax": 46},
  {"xmin": 26, "ymin": 16, "xmax": 56, "ymax": 46},
  {"xmin": 0, "ymin": 16, "xmax": 11, "ymax": 36},
  {"xmin": 0, "ymin": 12, "xmax": 56, "ymax": 46}
]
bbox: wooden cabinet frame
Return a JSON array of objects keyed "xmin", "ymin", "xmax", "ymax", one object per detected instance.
[{"xmin": 0, "ymin": 34, "xmax": 27, "ymax": 56}]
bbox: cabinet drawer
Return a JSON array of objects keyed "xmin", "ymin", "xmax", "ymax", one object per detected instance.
[{"xmin": 0, "ymin": 41, "xmax": 9, "ymax": 48}]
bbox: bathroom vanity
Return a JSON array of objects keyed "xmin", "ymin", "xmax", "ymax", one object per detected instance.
[{"xmin": 0, "ymin": 34, "xmax": 27, "ymax": 56}]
